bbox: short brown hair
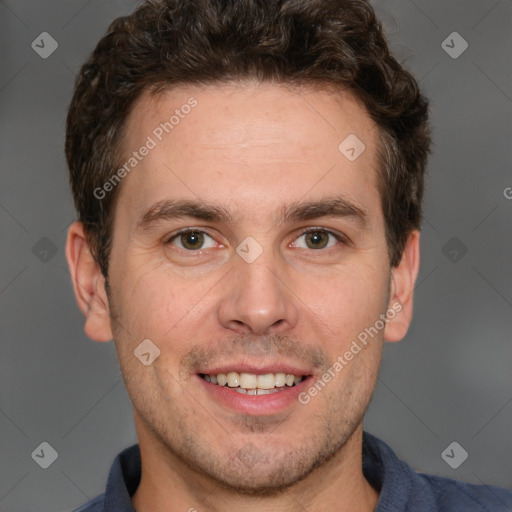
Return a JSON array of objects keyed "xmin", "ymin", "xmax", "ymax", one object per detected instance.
[{"xmin": 65, "ymin": 0, "xmax": 431, "ymax": 277}]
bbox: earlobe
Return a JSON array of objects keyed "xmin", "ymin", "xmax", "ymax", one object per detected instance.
[
  {"xmin": 383, "ymin": 230, "xmax": 421, "ymax": 343},
  {"xmin": 65, "ymin": 221, "xmax": 113, "ymax": 342}
]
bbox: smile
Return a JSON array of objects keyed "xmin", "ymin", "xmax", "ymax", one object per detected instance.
[{"xmin": 199, "ymin": 372, "xmax": 305, "ymax": 395}]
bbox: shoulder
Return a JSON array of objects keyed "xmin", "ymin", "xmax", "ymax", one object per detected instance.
[
  {"xmin": 362, "ymin": 432, "xmax": 512, "ymax": 512},
  {"xmin": 415, "ymin": 472, "xmax": 512, "ymax": 512},
  {"xmin": 70, "ymin": 494, "xmax": 105, "ymax": 512}
]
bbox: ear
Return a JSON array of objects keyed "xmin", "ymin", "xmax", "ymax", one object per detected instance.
[
  {"xmin": 65, "ymin": 221, "xmax": 113, "ymax": 342},
  {"xmin": 383, "ymin": 230, "xmax": 420, "ymax": 343}
]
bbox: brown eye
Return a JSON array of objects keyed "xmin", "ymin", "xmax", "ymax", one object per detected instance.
[
  {"xmin": 167, "ymin": 230, "xmax": 216, "ymax": 251},
  {"xmin": 292, "ymin": 229, "xmax": 342, "ymax": 250},
  {"xmin": 180, "ymin": 231, "xmax": 204, "ymax": 250},
  {"xmin": 304, "ymin": 231, "xmax": 330, "ymax": 249}
]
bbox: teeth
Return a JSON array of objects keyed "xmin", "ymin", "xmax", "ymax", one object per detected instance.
[
  {"xmin": 202, "ymin": 371, "xmax": 305, "ymax": 390},
  {"xmin": 227, "ymin": 372, "xmax": 239, "ymax": 387},
  {"xmin": 235, "ymin": 387, "xmax": 282, "ymax": 395},
  {"xmin": 257, "ymin": 373, "xmax": 275, "ymax": 389},
  {"xmin": 274, "ymin": 373, "xmax": 286, "ymax": 387},
  {"xmin": 239, "ymin": 373, "xmax": 258, "ymax": 389},
  {"xmin": 256, "ymin": 388, "xmax": 279, "ymax": 395}
]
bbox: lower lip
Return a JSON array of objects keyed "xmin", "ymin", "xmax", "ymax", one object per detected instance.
[{"xmin": 196, "ymin": 375, "xmax": 311, "ymax": 415}]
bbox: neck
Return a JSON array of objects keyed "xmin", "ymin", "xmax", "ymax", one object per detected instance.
[{"xmin": 131, "ymin": 420, "xmax": 379, "ymax": 512}]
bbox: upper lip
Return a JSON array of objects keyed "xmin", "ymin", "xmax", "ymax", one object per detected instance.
[{"xmin": 197, "ymin": 362, "xmax": 313, "ymax": 377}]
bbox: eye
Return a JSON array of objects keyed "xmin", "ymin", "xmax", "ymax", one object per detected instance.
[
  {"xmin": 291, "ymin": 228, "xmax": 345, "ymax": 250},
  {"xmin": 165, "ymin": 227, "xmax": 346, "ymax": 253},
  {"xmin": 166, "ymin": 229, "xmax": 218, "ymax": 251}
]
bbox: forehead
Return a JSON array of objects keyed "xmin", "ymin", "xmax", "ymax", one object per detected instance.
[
  {"xmin": 116, "ymin": 82, "xmax": 382, "ymax": 227},
  {"xmin": 127, "ymin": 82, "xmax": 377, "ymax": 150}
]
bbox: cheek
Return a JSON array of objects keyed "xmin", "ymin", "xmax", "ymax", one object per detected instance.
[
  {"xmin": 302, "ymin": 262, "xmax": 390, "ymax": 339},
  {"xmin": 113, "ymin": 260, "xmax": 219, "ymax": 344}
]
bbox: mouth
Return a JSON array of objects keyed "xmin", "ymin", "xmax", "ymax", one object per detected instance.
[
  {"xmin": 197, "ymin": 369, "xmax": 312, "ymax": 415},
  {"xmin": 199, "ymin": 371, "xmax": 305, "ymax": 395}
]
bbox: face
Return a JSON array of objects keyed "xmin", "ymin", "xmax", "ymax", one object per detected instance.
[{"xmin": 97, "ymin": 83, "xmax": 400, "ymax": 492}]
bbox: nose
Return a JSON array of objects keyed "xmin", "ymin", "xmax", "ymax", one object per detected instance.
[{"xmin": 217, "ymin": 245, "xmax": 299, "ymax": 335}]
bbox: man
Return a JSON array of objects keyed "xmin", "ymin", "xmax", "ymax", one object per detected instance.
[{"xmin": 64, "ymin": 0, "xmax": 512, "ymax": 511}]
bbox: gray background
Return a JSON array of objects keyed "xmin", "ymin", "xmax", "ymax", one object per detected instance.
[{"xmin": 1, "ymin": 0, "xmax": 511, "ymax": 511}]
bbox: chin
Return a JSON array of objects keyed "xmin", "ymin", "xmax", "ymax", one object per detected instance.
[{"xmin": 196, "ymin": 439, "xmax": 341, "ymax": 497}]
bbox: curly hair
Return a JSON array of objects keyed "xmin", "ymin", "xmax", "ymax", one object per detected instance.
[{"xmin": 65, "ymin": 0, "xmax": 432, "ymax": 277}]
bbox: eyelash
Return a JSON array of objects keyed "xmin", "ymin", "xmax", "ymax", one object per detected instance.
[{"xmin": 165, "ymin": 227, "xmax": 348, "ymax": 252}]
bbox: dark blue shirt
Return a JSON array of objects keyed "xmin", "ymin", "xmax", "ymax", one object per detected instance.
[{"xmin": 73, "ymin": 431, "xmax": 512, "ymax": 511}]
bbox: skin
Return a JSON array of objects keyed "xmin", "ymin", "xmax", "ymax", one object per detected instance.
[{"xmin": 66, "ymin": 82, "xmax": 420, "ymax": 512}]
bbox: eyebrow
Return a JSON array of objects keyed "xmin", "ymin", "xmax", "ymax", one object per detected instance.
[{"xmin": 136, "ymin": 196, "xmax": 368, "ymax": 231}]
